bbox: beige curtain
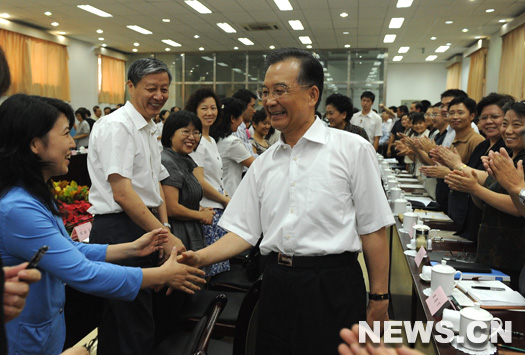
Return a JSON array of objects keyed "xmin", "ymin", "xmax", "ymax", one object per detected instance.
[
  {"xmin": 0, "ymin": 29, "xmax": 70, "ymax": 100},
  {"xmin": 498, "ymin": 23, "xmax": 525, "ymax": 100},
  {"xmin": 446, "ymin": 62, "xmax": 461, "ymax": 90},
  {"xmin": 99, "ymin": 55, "xmax": 125, "ymax": 104},
  {"xmin": 467, "ymin": 48, "xmax": 487, "ymax": 103}
]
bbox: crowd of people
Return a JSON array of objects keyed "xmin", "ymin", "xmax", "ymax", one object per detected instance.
[{"xmin": 0, "ymin": 44, "xmax": 523, "ymax": 355}]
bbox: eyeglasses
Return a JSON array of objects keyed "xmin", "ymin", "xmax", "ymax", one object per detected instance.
[
  {"xmin": 447, "ymin": 111, "xmax": 468, "ymax": 118},
  {"xmin": 478, "ymin": 114, "xmax": 503, "ymax": 121},
  {"xmin": 424, "ymin": 113, "xmax": 438, "ymax": 118},
  {"xmin": 257, "ymin": 84, "xmax": 313, "ymax": 100},
  {"xmin": 179, "ymin": 129, "xmax": 202, "ymax": 139}
]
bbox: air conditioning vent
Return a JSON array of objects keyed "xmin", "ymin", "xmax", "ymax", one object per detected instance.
[{"xmin": 242, "ymin": 23, "xmax": 279, "ymax": 31}]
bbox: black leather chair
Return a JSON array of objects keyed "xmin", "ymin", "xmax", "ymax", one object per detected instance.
[
  {"xmin": 154, "ymin": 294, "xmax": 228, "ymax": 355},
  {"xmin": 162, "ymin": 277, "xmax": 262, "ymax": 354}
]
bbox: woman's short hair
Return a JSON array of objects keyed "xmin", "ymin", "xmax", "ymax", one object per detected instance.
[
  {"xmin": 184, "ymin": 87, "xmax": 222, "ymax": 120},
  {"xmin": 0, "ymin": 94, "xmax": 75, "ymax": 215},
  {"xmin": 75, "ymin": 108, "xmax": 88, "ymax": 120},
  {"xmin": 252, "ymin": 109, "xmax": 268, "ymax": 125},
  {"xmin": 476, "ymin": 93, "xmax": 515, "ymax": 117},
  {"xmin": 503, "ymin": 100, "xmax": 525, "ymax": 120},
  {"xmin": 161, "ymin": 110, "xmax": 202, "ymax": 149},
  {"xmin": 325, "ymin": 93, "xmax": 353, "ymax": 122}
]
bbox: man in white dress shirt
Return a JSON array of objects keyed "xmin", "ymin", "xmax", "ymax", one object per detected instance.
[
  {"xmin": 88, "ymin": 58, "xmax": 186, "ymax": 355},
  {"xmin": 352, "ymin": 91, "xmax": 383, "ymax": 151},
  {"xmin": 181, "ymin": 48, "xmax": 394, "ymax": 354}
]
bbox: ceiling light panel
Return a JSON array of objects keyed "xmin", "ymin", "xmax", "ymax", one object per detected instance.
[
  {"xmin": 273, "ymin": 0, "xmax": 293, "ymax": 11},
  {"xmin": 435, "ymin": 46, "xmax": 450, "ymax": 52},
  {"xmin": 396, "ymin": 0, "xmax": 413, "ymax": 8},
  {"xmin": 398, "ymin": 46, "xmax": 410, "ymax": 53},
  {"xmin": 217, "ymin": 22, "xmax": 236, "ymax": 33},
  {"xmin": 127, "ymin": 25, "xmax": 153, "ymax": 34},
  {"xmin": 289, "ymin": 20, "xmax": 304, "ymax": 30},
  {"xmin": 393, "ymin": 56, "xmax": 403, "ymax": 61},
  {"xmin": 184, "ymin": 0, "xmax": 212, "ymax": 14},
  {"xmin": 389, "ymin": 18, "xmax": 404, "ymax": 29},
  {"xmin": 425, "ymin": 55, "xmax": 437, "ymax": 61},
  {"xmin": 238, "ymin": 38, "xmax": 254, "ymax": 45},
  {"xmin": 383, "ymin": 34, "xmax": 396, "ymax": 43},
  {"xmin": 299, "ymin": 36, "xmax": 312, "ymax": 44},
  {"xmin": 162, "ymin": 39, "xmax": 181, "ymax": 47},
  {"xmin": 77, "ymin": 5, "xmax": 113, "ymax": 17}
]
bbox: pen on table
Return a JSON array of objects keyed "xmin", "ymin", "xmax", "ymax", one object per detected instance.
[
  {"xmin": 471, "ymin": 286, "xmax": 506, "ymax": 291},
  {"xmin": 498, "ymin": 344, "xmax": 525, "ymax": 353}
]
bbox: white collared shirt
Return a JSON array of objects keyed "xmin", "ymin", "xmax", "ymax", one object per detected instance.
[
  {"xmin": 218, "ymin": 117, "xmax": 394, "ymax": 256},
  {"xmin": 88, "ymin": 101, "xmax": 169, "ymax": 215},
  {"xmin": 189, "ymin": 136, "xmax": 225, "ymax": 209},
  {"xmin": 351, "ymin": 110, "xmax": 383, "ymax": 144}
]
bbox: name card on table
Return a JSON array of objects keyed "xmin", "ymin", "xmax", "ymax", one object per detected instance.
[
  {"xmin": 426, "ymin": 286, "xmax": 449, "ymax": 315},
  {"xmin": 414, "ymin": 246, "xmax": 427, "ymax": 267},
  {"xmin": 73, "ymin": 222, "xmax": 92, "ymax": 242}
]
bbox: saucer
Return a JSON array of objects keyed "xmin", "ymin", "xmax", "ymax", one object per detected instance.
[
  {"xmin": 423, "ymin": 288, "xmax": 432, "ymax": 296},
  {"xmin": 398, "ymin": 228, "xmax": 409, "ymax": 234},
  {"xmin": 406, "ymin": 243, "xmax": 416, "ymax": 250},
  {"xmin": 419, "ymin": 273, "xmax": 431, "ymax": 282},
  {"xmin": 451, "ymin": 336, "xmax": 497, "ymax": 354},
  {"xmin": 404, "ymin": 250, "xmax": 417, "ymax": 257}
]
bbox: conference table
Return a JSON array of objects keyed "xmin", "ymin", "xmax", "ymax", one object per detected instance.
[{"xmin": 386, "ymin": 171, "xmax": 525, "ymax": 354}]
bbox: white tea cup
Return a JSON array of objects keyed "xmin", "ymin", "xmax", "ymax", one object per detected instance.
[
  {"xmin": 390, "ymin": 187, "xmax": 403, "ymax": 200},
  {"xmin": 402, "ymin": 212, "xmax": 418, "ymax": 237},
  {"xmin": 421, "ymin": 265, "xmax": 432, "ymax": 280},
  {"xmin": 442, "ymin": 308, "xmax": 461, "ymax": 333},
  {"xmin": 431, "ymin": 260, "xmax": 462, "ymax": 297},
  {"xmin": 459, "ymin": 303, "xmax": 502, "ymax": 351},
  {"xmin": 394, "ymin": 198, "xmax": 410, "ymax": 214}
]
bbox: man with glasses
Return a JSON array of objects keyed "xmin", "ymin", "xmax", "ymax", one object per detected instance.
[{"xmin": 180, "ymin": 47, "xmax": 394, "ymax": 354}]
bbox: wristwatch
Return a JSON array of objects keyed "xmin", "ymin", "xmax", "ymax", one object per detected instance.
[
  {"xmin": 163, "ymin": 222, "xmax": 171, "ymax": 229},
  {"xmin": 368, "ymin": 293, "xmax": 390, "ymax": 301},
  {"xmin": 519, "ymin": 188, "xmax": 525, "ymax": 206}
]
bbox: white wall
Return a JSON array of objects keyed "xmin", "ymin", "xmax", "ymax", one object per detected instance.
[
  {"xmin": 385, "ymin": 63, "xmax": 448, "ymax": 106},
  {"xmin": 486, "ymin": 33, "xmax": 502, "ymax": 94},
  {"xmin": 68, "ymin": 39, "xmax": 99, "ymax": 111}
]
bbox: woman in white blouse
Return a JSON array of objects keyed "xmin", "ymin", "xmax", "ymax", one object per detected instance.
[
  {"xmin": 185, "ymin": 88, "xmax": 230, "ymax": 275},
  {"xmin": 210, "ymin": 97, "xmax": 254, "ymax": 197}
]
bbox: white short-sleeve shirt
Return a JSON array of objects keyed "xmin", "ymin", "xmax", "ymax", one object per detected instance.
[
  {"xmin": 216, "ymin": 135, "xmax": 252, "ymax": 197},
  {"xmin": 351, "ymin": 110, "xmax": 383, "ymax": 144},
  {"xmin": 87, "ymin": 101, "xmax": 169, "ymax": 215},
  {"xmin": 189, "ymin": 136, "xmax": 225, "ymax": 209},
  {"xmin": 218, "ymin": 117, "xmax": 395, "ymax": 256}
]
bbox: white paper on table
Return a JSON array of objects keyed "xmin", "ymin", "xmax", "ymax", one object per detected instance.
[
  {"xmin": 384, "ymin": 158, "xmax": 398, "ymax": 164},
  {"xmin": 412, "ymin": 211, "xmax": 452, "ymax": 221},
  {"xmin": 398, "ymin": 178, "xmax": 419, "ymax": 183},
  {"xmin": 400, "ymin": 183, "xmax": 425, "ymax": 189},
  {"xmin": 406, "ymin": 196, "xmax": 434, "ymax": 206}
]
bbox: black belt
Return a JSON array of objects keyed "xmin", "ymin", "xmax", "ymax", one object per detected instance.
[{"xmin": 268, "ymin": 251, "xmax": 357, "ymax": 268}]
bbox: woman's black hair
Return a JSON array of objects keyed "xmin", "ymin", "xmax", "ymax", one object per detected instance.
[
  {"xmin": 160, "ymin": 109, "xmax": 169, "ymax": 121},
  {"xmin": 75, "ymin": 108, "xmax": 88, "ymax": 120},
  {"xmin": 161, "ymin": 110, "xmax": 202, "ymax": 150},
  {"xmin": 252, "ymin": 109, "xmax": 268, "ymax": 125},
  {"xmin": 503, "ymin": 100, "xmax": 525, "ymax": 120},
  {"xmin": 476, "ymin": 93, "xmax": 515, "ymax": 117},
  {"xmin": 184, "ymin": 87, "xmax": 222, "ymax": 120},
  {"xmin": 209, "ymin": 97, "xmax": 244, "ymax": 142},
  {"xmin": 0, "ymin": 94, "xmax": 75, "ymax": 215}
]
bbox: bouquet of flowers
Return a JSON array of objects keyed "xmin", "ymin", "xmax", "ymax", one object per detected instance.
[{"xmin": 51, "ymin": 180, "xmax": 93, "ymax": 235}]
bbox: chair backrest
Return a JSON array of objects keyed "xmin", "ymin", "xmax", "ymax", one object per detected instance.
[
  {"xmin": 233, "ymin": 277, "xmax": 262, "ymax": 355},
  {"xmin": 182, "ymin": 294, "xmax": 228, "ymax": 355}
]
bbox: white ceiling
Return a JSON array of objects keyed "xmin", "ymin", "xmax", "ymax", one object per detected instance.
[{"xmin": 1, "ymin": 0, "xmax": 524, "ymax": 63}]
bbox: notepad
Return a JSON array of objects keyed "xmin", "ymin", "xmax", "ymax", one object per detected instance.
[{"xmin": 457, "ymin": 280, "xmax": 525, "ymax": 308}]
